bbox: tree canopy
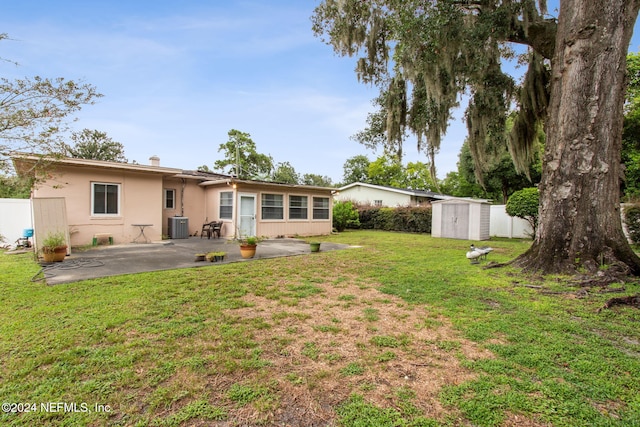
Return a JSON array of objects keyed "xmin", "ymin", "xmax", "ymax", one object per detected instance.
[
  {"xmin": 342, "ymin": 154, "xmax": 371, "ymax": 185},
  {"xmin": 63, "ymin": 129, "xmax": 127, "ymax": 162},
  {"xmin": 341, "ymin": 154, "xmax": 439, "ymax": 190},
  {"xmin": 214, "ymin": 129, "xmax": 274, "ymax": 180},
  {"xmin": 272, "ymin": 161, "xmax": 300, "ymax": 184},
  {"xmin": 0, "ymin": 76, "xmax": 102, "ymax": 172},
  {"xmin": 302, "ymin": 173, "xmax": 333, "ymax": 187},
  {"xmin": 313, "ymin": 0, "xmax": 554, "ymax": 184},
  {"xmin": 505, "ymin": 187, "xmax": 539, "ymax": 237}
]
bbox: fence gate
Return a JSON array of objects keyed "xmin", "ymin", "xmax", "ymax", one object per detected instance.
[{"xmin": 32, "ymin": 197, "xmax": 71, "ymax": 256}]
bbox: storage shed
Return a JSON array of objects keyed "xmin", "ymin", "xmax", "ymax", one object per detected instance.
[{"xmin": 431, "ymin": 198, "xmax": 491, "ymax": 240}]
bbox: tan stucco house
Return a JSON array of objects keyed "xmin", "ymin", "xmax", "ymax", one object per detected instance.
[{"xmin": 12, "ymin": 154, "xmax": 334, "ymax": 246}]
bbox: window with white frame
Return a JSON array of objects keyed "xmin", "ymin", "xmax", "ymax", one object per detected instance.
[
  {"xmin": 261, "ymin": 193, "xmax": 284, "ymax": 220},
  {"xmin": 220, "ymin": 191, "xmax": 233, "ymax": 219},
  {"xmin": 374, "ymin": 200, "xmax": 383, "ymax": 207},
  {"xmin": 289, "ymin": 195, "xmax": 308, "ymax": 220},
  {"xmin": 164, "ymin": 189, "xmax": 175, "ymax": 209},
  {"xmin": 92, "ymin": 182, "xmax": 120, "ymax": 215},
  {"xmin": 312, "ymin": 197, "xmax": 330, "ymax": 220}
]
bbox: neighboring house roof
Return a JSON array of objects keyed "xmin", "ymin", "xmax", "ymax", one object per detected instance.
[{"xmin": 337, "ymin": 182, "xmax": 452, "ymax": 201}]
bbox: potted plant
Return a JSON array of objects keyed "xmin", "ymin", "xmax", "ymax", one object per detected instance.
[
  {"xmin": 239, "ymin": 236, "xmax": 258, "ymax": 259},
  {"xmin": 206, "ymin": 251, "xmax": 226, "ymax": 262},
  {"xmin": 41, "ymin": 231, "xmax": 68, "ymax": 262},
  {"xmin": 194, "ymin": 253, "xmax": 206, "ymax": 262}
]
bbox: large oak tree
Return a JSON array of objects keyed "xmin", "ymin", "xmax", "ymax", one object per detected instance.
[{"xmin": 313, "ymin": 0, "xmax": 640, "ymax": 275}]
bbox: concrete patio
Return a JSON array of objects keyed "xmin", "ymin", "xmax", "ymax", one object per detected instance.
[{"xmin": 35, "ymin": 237, "xmax": 351, "ymax": 285}]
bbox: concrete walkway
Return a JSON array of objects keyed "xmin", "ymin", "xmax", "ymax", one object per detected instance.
[{"xmin": 36, "ymin": 237, "xmax": 350, "ymax": 285}]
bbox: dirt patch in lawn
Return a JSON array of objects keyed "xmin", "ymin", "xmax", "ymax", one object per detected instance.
[{"xmin": 222, "ymin": 275, "xmax": 497, "ymax": 425}]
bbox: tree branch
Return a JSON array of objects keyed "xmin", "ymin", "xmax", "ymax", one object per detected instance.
[{"xmin": 508, "ymin": 18, "xmax": 557, "ymax": 60}]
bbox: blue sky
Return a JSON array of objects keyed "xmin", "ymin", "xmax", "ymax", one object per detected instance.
[{"xmin": 2, "ymin": 1, "xmax": 640, "ymax": 184}]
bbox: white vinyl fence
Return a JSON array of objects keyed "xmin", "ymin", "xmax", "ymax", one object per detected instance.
[
  {"xmin": 490, "ymin": 204, "xmax": 533, "ymax": 239},
  {"xmin": 490, "ymin": 204, "xmax": 634, "ymax": 241},
  {"xmin": 0, "ymin": 198, "xmax": 33, "ymax": 247}
]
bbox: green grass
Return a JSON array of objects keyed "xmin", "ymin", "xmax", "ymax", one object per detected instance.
[{"xmin": 1, "ymin": 231, "xmax": 640, "ymax": 426}]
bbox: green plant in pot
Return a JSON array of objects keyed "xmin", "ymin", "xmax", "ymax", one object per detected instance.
[
  {"xmin": 239, "ymin": 236, "xmax": 258, "ymax": 259},
  {"xmin": 41, "ymin": 231, "xmax": 68, "ymax": 262},
  {"xmin": 206, "ymin": 251, "xmax": 227, "ymax": 262}
]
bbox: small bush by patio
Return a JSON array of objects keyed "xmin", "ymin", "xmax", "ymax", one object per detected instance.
[{"xmin": 333, "ymin": 200, "xmax": 360, "ymax": 231}]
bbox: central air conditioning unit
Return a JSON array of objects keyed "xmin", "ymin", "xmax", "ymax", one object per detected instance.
[{"xmin": 168, "ymin": 216, "xmax": 189, "ymax": 239}]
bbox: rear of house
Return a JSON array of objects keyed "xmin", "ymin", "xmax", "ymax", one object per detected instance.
[
  {"xmin": 198, "ymin": 178, "xmax": 333, "ymax": 239},
  {"xmin": 13, "ymin": 154, "xmax": 334, "ymax": 247}
]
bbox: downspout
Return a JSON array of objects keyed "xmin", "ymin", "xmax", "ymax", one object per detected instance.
[
  {"xmin": 230, "ymin": 180, "xmax": 238, "ymax": 239},
  {"xmin": 180, "ymin": 178, "xmax": 186, "ymax": 217}
]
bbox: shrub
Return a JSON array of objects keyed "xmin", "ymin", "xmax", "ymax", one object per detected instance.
[
  {"xmin": 41, "ymin": 231, "xmax": 67, "ymax": 253},
  {"xmin": 506, "ymin": 187, "xmax": 539, "ymax": 237},
  {"xmin": 333, "ymin": 201, "xmax": 360, "ymax": 232},
  {"xmin": 358, "ymin": 207, "xmax": 379, "ymax": 229},
  {"xmin": 624, "ymin": 204, "xmax": 640, "ymax": 244},
  {"xmin": 356, "ymin": 205, "xmax": 432, "ymax": 233}
]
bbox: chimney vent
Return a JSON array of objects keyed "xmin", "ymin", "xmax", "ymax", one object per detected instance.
[{"xmin": 149, "ymin": 155, "xmax": 160, "ymax": 166}]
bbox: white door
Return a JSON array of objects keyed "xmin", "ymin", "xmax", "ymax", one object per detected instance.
[{"xmin": 238, "ymin": 194, "xmax": 256, "ymax": 237}]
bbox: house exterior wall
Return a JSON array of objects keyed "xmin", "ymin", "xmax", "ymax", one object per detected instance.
[
  {"xmin": 202, "ymin": 186, "xmax": 235, "ymax": 238},
  {"xmin": 32, "ymin": 166, "xmax": 164, "ymax": 245},
  {"xmin": 162, "ymin": 178, "xmax": 208, "ymax": 237},
  {"xmin": 337, "ymin": 185, "xmax": 411, "ymax": 207},
  {"xmin": 202, "ymin": 182, "xmax": 333, "ymax": 238}
]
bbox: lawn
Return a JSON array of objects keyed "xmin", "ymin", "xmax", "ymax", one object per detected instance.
[{"xmin": 1, "ymin": 230, "xmax": 639, "ymax": 426}]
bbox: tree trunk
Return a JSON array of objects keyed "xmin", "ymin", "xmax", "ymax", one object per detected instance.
[{"xmin": 516, "ymin": 0, "xmax": 640, "ymax": 275}]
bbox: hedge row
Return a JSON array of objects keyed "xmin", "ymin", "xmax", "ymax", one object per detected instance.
[{"xmin": 356, "ymin": 206, "xmax": 432, "ymax": 233}]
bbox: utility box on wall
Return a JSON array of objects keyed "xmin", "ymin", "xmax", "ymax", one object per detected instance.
[
  {"xmin": 168, "ymin": 216, "xmax": 189, "ymax": 239},
  {"xmin": 431, "ymin": 199, "xmax": 491, "ymax": 240}
]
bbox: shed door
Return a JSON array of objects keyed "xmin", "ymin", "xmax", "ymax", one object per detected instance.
[{"xmin": 441, "ymin": 203, "xmax": 469, "ymax": 239}]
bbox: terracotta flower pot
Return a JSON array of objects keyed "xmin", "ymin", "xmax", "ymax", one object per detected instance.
[
  {"xmin": 42, "ymin": 246, "xmax": 67, "ymax": 262},
  {"xmin": 239, "ymin": 244, "xmax": 257, "ymax": 259}
]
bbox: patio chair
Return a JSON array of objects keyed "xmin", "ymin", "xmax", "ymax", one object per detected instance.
[
  {"xmin": 201, "ymin": 221, "xmax": 223, "ymax": 239},
  {"xmin": 211, "ymin": 221, "xmax": 223, "ymax": 238},
  {"xmin": 201, "ymin": 221, "xmax": 215, "ymax": 239}
]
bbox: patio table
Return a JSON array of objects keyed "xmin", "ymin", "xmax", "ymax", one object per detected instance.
[{"xmin": 132, "ymin": 224, "xmax": 153, "ymax": 243}]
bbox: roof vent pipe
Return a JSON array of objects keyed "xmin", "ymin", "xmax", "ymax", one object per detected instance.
[{"xmin": 149, "ymin": 155, "xmax": 160, "ymax": 166}]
